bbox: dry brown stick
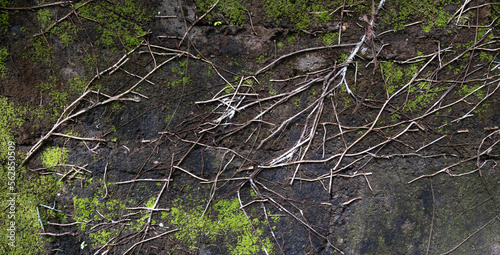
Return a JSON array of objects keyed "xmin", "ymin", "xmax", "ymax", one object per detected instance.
[
  {"xmin": 289, "ymin": 96, "xmax": 325, "ymax": 184},
  {"xmin": 173, "ymin": 166, "xmax": 209, "ymax": 182},
  {"xmin": 262, "ymin": 203, "xmax": 285, "ymax": 255},
  {"xmin": 341, "ymin": 196, "xmax": 362, "ymax": 206},
  {"xmin": 39, "ymin": 232, "xmax": 77, "ymax": 236},
  {"xmin": 236, "ymin": 189, "xmax": 271, "ymax": 255},
  {"xmin": 202, "ymin": 152, "xmax": 232, "ymax": 216},
  {"xmin": 122, "ymin": 228, "xmax": 180, "ymax": 255},
  {"xmin": 258, "ymin": 77, "xmax": 332, "ymax": 150},
  {"xmin": 177, "ymin": 0, "xmax": 219, "ymax": 48},
  {"xmin": 425, "ymin": 179, "xmax": 435, "ymax": 255},
  {"xmin": 47, "ymin": 221, "xmax": 87, "ymax": 226},
  {"xmin": 52, "ymin": 132, "xmax": 106, "ymax": 141},
  {"xmin": 101, "ymin": 162, "xmax": 109, "ymax": 199},
  {"xmin": 446, "ymin": 0, "xmax": 473, "ymax": 25},
  {"xmin": 246, "ymin": 9, "xmax": 257, "ymax": 35},
  {"xmin": 293, "ymin": 172, "xmax": 372, "ymax": 182},
  {"xmin": 115, "ymin": 178, "xmax": 172, "ymax": 185},
  {"xmin": 476, "ymin": 130, "xmax": 500, "ymax": 208},
  {"xmin": 117, "ymin": 68, "xmax": 155, "ymax": 85},
  {"xmin": 255, "ymin": 43, "xmax": 357, "ymax": 76},
  {"xmin": 126, "ymin": 207, "xmax": 170, "ymax": 211}
]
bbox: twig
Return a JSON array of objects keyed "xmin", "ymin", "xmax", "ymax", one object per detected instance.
[
  {"xmin": 439, "ymin": 213, "xmax": 499, "ymax": 255},
  {"xmin": 255, "ymin": 43, "xmax": 357, "ymax": 76},
  {"xmin": 177, "ymin": 0, "xmax": 219, "ymax": 47},
  {"xmin": 102, "ymin": 163, "xmax": 109, "ymax": 200},
  {"xmin": 426, "ymin": 179, "xmax": 435, "ymax": 255},
  {"xmin": 407, "ymin": 138, "xmax": 500, "ymax": 184},
  {"xmin": 39, "ymin": 232, "xmax": 77, "ymax": 236},
  {"xmin": 122, "ymin": 228, "xmax": 180, "ymax": 255},
  {"xmin": 173, "ymin": 166, "xmax": 209, "ymax": 181},
  {"xmin": 126, "ymin": 207, "xmax": 170, "ymax": 211},
  {"xmin": 52, "ymin": 132, "xmax": 105, "ymax": 141},
  {"xmin": 22, "ymin": 55, "xmax": 179, "ymax": 166},
  {"xmin": 115, "ymin": 178, "xmax": 172, "ymax": 185},
  {"xmin": 341, "ymin": 196, "xmax": 362, "ymax": 206}
]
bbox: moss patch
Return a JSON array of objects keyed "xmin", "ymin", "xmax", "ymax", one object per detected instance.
[
  {"xmin": 0, "ymin": 97, "xmax": 64, "ymax": 254},
  {"xmin": 41, "ymin": 146, "xmax": 69, "ymax": 170},
  {"xmin": 0, "ymin": 47, "xmax": 8, "ymax": 78},
  {"xmin": 161, "ymin": 193, "xmax": 275, "ymax": 254},
  {"xmin": 76, "ymin": 0, "xmax": 150, "ymax": 51},
  {"xmin": 196, "ymin": 0, "xmax": 248, "ymax": 26},
  {"xmin": 380, "ymin": 0, "xmax": 460, "ymax": 32}
]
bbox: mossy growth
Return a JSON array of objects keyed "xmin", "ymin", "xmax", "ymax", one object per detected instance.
[
  {"xmin": 0, "ymin": 96, "xmax": 24, "ymax": 162},
  {"xmin": 161, "ymin": 191, "xmax": 276, "ymax": 254},
  {"xmin": 380, "ymin": 61, "xmax": 441, "ymax": 113},
  {"xmin": 196, "ymin": 0, "xmax": 248, "ymax": 26},
  {"xmin": 0, "ymin": 47, "xmax": 8, "ymax": 78},
  {"xmin": 41, "ymin": 146, "xmax": 69, "ymax": 170},
  {"xmin": 0, "ymin": 166, "xmax": 60, "ymax": 254},
  {"xmin": 167, "ymin": 59, "xmax": 192, "ymax": 88},
  {"xmin": 380, "ymin": 61, "xmax": 418, "ymax": 96},
  {"xmin": 76, "ymin": 0, "xmax": 150, "ymax": 51},
  {"xmin": 0, "ymin": 0, "xmax": 11, "ymax": 33},
  {"xmin": 0, "ymin": 98, "xmax": 63, "ymax": 254},
  {"xmin": 321, "ymin": 32, "xmax": 338, "ymax": 45},
  {"xmin": 380, "ymin": 0, "xmax": 460, "ymax": 32},
  {"xmin": 403, "ymin": 82, "xmax": 439, "ymax": 112},
  {"xmin": 72, "ymin": 179, "xmax": 161, "ymax": 247},
  {"xmin": 34, "ymin": 8, "xmax": 78, "ymax": 48},
  {"xmin": 37, "ymin": 76, "xmax": 68, "ymax": 119},
  {"xmin": 68, "ymin": 77, "xmax": 88, "ymax": 95},
  {"xmin": 26, "ymin": 36, "xmax": 52, "ymax": 64}
]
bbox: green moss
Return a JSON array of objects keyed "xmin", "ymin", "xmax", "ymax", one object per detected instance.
[
  {"xmin": 338, "ymin": 53, "xmax": 348, "ymax": 62},
  {"xmin": 264, "ymin": 0, "xmax": 311, "ymax": 29},
  {"xmin": 257, "ymin": 53, "xmax": 269, "ymax": 64},
  {"xmin": 263, "ymin": 0, "xmax": 356, "ymax": 30},
  {"xmin": 27, "ymin": 37, "xmax": 52, "ymax": 64},
  {"xmin": 380, "ymin": 61, "xmax": 406, "ymax": 95},
  {"xmin": 89, "ymin": 229, "xmax": 115, "ymax": 245},
  {"xmin": 68, "ymin": 77, "xmax": 88, "ymax": 95},
  {"xmin": 84, "ymin": 54, "xmax": 98, "ymax": 69},
  {"xmin": 38, "ymin": 76, "xmax": 69, "ymax": 119},
  {"xmin": 0, "ymin": 0, "xmax": 10, "ymax": 33},
  {"xmin": 479, "ymin": 52, "xmax": 493, "ymax": 62},
  {"xmin": 380, "ymin": 0, "xmax": 459, "ymax": 32},
  {"xmin": 457, "ymin": 84, "xmax": 484, "ymax": 99},
  {"xmin": 41, "ymin": 146, "xmax": 69, "ymax": 172},
  {"xmin": 0, "ymin": 107, "xmax": 71, "ymax": 254},
  {"xmin": 286, "ymin": 33, "xmax": 297, "ymax": 42},
  {"xmin": 72, "ymin": 180, "xmax": 163, "ymax": 247},
  {"xmin": 0, "ymin": 47, "xmax": 7, "ymax": 78},
  {"xmin": 0, "ymin": 97, "xmax": 61, "ymax": 255},
  {"xmin": 76, "ymin": 0, "xmax": 149, "ymax": 51},
  {"xmin": 404, "ymin": 82, "xmax": 439, "ymax": 112},
  {"xmin": 53, "ymin": 21, "xmax": 77, "ymax": 47},
  {"xmin": 168, "ymin": 59, "xmax": 192, "ymax": 88},
  {"xmin": 0, "ymin": 97, "xmax": 23, "ymax": 162},
  {"xmin": 322, "ymin": 32, "xmax": 338, "ymax": 45},
  {"xmin": 162, "ymin": 195, "xmax": 275, "ymax": 254},
  {"xmin": 36, "ymin": 9, "xmax": 52, "ymax": 30}
]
